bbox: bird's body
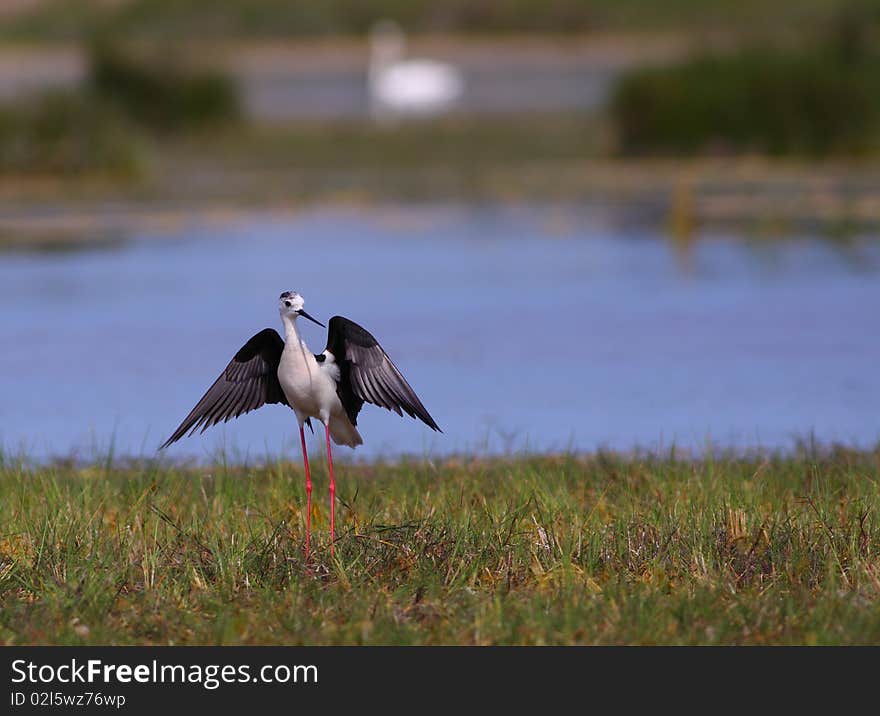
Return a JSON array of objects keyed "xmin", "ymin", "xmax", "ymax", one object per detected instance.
[
  {"xmin": 277, "ymin": 312, "xmax": 363, "ymax": 448},
  {"xmin": 161, "ymin": 291, "xmax": 440, "ymax": 558}
]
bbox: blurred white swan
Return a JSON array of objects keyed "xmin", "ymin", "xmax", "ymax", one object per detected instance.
[{"xmin": 368, "ymin": 20, "xmax": 464, "ymax": 121}]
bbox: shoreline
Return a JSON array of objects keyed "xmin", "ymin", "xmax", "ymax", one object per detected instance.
[{"xmin": 3, "ymin": 157, "xmax": 880, "ymax": 246}]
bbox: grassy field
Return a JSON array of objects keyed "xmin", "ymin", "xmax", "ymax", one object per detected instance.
[{"xmin": 2, "ymin": 448, "xmax": 879, "ymax": 645}]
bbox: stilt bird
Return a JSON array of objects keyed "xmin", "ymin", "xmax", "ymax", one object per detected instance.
[{"xmin": 161, "ymin": 291, "xmax": 441, "ymax": 557}]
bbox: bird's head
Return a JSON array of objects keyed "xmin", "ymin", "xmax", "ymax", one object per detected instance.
[{"xmin": 279, "ymin": 291, "xmax": 325, "ymax": 327}]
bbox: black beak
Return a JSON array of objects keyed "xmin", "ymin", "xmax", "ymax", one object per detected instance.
[{"xmin": 297, "ymin": 309, "xmax": 325, "ymax": 328}]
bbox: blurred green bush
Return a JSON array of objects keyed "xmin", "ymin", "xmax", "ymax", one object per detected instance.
[
  {"xmin": 0, "ymin": 41, "xmax": 241, "ymax": 176},
  {"xmin": 89, "ymin": 41, "xmax": 240, "ymax": 131},
  {"xmin": 0, "ymin": 92, "xmax": 141, "ymax": 175},
  {"xmin": 2, "ymin": 0, "xmax": 843, "ymax": 39},
  {"xmin": 611, "ymin": 44, "xmax": 880, "ymax": 156}
]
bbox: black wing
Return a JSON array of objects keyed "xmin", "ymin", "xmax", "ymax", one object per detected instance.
[
  {"xmin": 160, "ymin": 328, "xmax": 290, "ymax": 448},
  {"xmin": 324, "ymin": 316, "xmax": 441, "ymax": 431}
]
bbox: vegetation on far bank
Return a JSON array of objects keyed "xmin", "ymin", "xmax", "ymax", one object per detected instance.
[
  {"xmin": 0, "ymin": 90, "xmax": 141, "ymax": 176},
  {"xmin": 612, "ymin": 47, "xmax": 880, "ymax": 157},
  {"xmin": 3, "ymin": 4, "xmax": 880, "ymax": 232},
  {"xmin": 4, "ymin": 6, "xmax": 880, "ymax": 183},
  {"xmin": 2, "ymin": 448, "xmax": 880, "ymax": 645},
  {"xmin": 612, "ymin": 4, "xmax": 880, "ymax": 156},
  {"xmin": 0, "ymin": 40, "xmax": 239, "ymax": 176},
  {"xmin": 0, "ymin": 0, "xmax": 849, "ymax": 42},
  {"xmin": 89, "ymin": 41, "xmax": 239, "ymax": 133}
]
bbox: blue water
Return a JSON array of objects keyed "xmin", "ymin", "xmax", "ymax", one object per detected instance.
[{"xmin": 1, "ymin": 204, "xmax": 879, "ymax": 462}]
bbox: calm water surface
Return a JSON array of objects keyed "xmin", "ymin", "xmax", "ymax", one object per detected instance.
[{"xmin": 2, "ymin": 204, "xmax": 878, "ymax": 462}]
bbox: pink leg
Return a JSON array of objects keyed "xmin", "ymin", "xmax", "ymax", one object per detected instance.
[
  {"xmin": 299, "ymin": 425, "xmax": 312, "ymax": 561},
  {"xmin": 325, "ymin": 423, "xmax": 336, "ymax": 555}
]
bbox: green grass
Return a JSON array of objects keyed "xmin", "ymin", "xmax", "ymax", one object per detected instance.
[{"xmin": 2, "ymin": 448, "xmax": 880, "ymax": 645}]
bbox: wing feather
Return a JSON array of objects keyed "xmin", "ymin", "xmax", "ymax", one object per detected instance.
[
  {"xmin": 324, "ymin": 316, "xmax": 440, "ymax": 431},
  {"xmin": 161, "ymin": 328, "xmax": 289, "ymax": 448}
]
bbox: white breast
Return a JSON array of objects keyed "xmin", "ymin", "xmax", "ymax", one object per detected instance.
[{"xmin": 277, "ymin": 342, "xmax": 340, "ymax": 422}]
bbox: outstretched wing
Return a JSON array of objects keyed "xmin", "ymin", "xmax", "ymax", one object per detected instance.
[
  {"xmin": 324, "ymin": 316, "xmax": 441, "ymax": 431},
  {"xmin": 161, "ymin": 328, "xmax": 289, "ymax": 448}
]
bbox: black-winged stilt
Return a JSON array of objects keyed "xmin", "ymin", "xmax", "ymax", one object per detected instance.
[{"xmin": 160, "ymin": 291, "xmax": 440, "ymax": 558}]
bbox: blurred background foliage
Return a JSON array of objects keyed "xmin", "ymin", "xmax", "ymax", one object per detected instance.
[
  {"xmin": 0, "ymin": 88, "xmax": 140, "ymax": 175},
  {"xmin": 0, "ymin": 38, "xmax": 241, "ymax": 175},
  {"xmin": 89, "ymin": 40, "xmax": 240, "ymax": 132},
  {"xmin": 0, "ymin": 0, "xmax": 851, "ymax": 40},
  {"xmin": 612, "ymin": 3, "xmax": 880, "ymax": 156},
  {"xmin": 1, "ymin": 1, "xmax": 880, "ymax": 188}
]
